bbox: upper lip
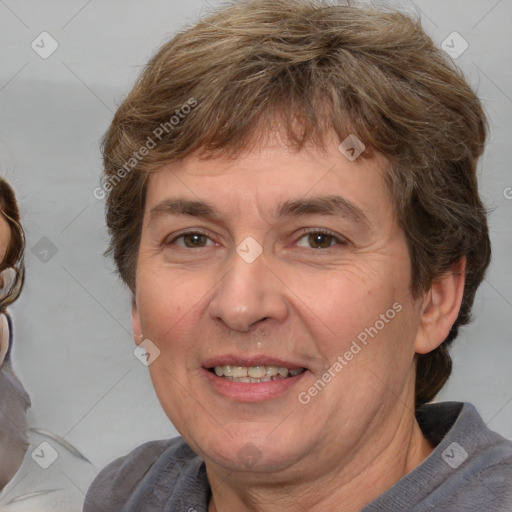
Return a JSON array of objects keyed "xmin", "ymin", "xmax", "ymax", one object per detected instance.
[{"xmin": 202, "ymin": 354, "xmax": 308, "ymax": 371}]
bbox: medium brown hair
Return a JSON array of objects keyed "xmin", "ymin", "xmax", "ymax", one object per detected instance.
[
  {"xmin": 0, "ymin": 177, "xmax": 25, "ymax": 310},
  {"xmin": 101, "ymin": 0, "xmax": 490, "ymax": 405}
]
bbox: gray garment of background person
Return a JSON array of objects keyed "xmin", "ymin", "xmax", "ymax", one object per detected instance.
[
  {"xmin": 0, "ymin": 312, "xmax": 30, "ymax": 491},
  {"xmin": 0, "ymin": 311, "xmax": 96, "ymax": 511},
  {"xmin": 0, "ymin": 428, "xmax": 96, "ymax": 512}
]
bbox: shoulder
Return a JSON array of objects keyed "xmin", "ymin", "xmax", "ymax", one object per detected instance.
[
  {"xmin": 430, "ymin": 402, "xmax": 512, "ymax": 463},
  {"xmin": 453, "ymin": 402, "xmax": 512, "ymax": 508},
  {"xmin": 365, "ymin": 402, "xmax": 512, "ymax": 512},
  {"xmin": 421, "ymin": 402, "xmax": 512, "ymax": 510},
  {"xmin": 83, "ymin": 436, "xmax": 202, "ymax": 511}
]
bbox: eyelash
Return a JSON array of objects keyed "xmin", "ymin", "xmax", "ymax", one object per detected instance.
[{"xmin": 165, "ymin": 228, "xmax": 347, "ymax": 249}]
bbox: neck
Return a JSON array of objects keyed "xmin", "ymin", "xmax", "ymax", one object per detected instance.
[{"xmin": 207, "ymin": 400, "xmax": 433, "ymax": 512}]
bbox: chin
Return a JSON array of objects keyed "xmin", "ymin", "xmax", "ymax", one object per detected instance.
[{"xmin": 188, "ymin": 426, "xmax": 304, "ymax": 474}]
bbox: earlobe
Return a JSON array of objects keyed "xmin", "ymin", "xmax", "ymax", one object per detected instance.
[
  {"xmin": 131, "ymin": 295, "xmax": 142, "ymax": 345},
  {"xmin": 415, "ymin": 257, "xmax": 466, "ymax": 355}
]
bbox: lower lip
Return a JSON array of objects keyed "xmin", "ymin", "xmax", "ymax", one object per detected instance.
[{"xmin": 202, "ymin": 368, "xmax": 308, "ymax": 402}]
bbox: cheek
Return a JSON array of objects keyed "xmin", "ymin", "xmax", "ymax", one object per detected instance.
[
  {"xmin": 290, "ymin": 269, "xmax": 396, "ymax": 332},
  {"xmin": 286, "ymin": 259, "xmax": 416, "ymax": 369},
  {"xmin": 136, "ymin": 266, "xmax": 214, "ymax": 373},
  {"xmin": 136, "ymin": 271, "xmax": 203, "ymax": 422},
  {"xmin": 137, "ymin": 265, "xmax": 200, "ymax": 332}
]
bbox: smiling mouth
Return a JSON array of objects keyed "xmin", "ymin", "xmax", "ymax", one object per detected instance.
[{"xmin": 209, "ymin": 365, "xmax": 306, "ymax": 383}]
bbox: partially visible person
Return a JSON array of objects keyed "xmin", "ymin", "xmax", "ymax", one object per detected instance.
[
  {"xmin": 0, "ymin": 176, "xmax": 30, "ymax": 490},
  {"xmin": 0, "ymin": 177, "xmax": 96, "ymax": 511}
]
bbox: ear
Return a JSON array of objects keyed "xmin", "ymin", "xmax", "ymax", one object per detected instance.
[
  {"xmin": 414, "ymin": 257, "xmax": 466, "ymax": 355},
  {"xmin": 131, "ymin": 295, "xmax": 142, "ymax": 346}
]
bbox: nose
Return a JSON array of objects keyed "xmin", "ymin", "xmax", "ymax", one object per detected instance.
[{"xmin": 208, "ymin": 248, "xmax": 289, "ymax": 332}]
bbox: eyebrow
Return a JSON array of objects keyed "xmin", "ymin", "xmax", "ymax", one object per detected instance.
[
  {"xmin": 148, "ymin": 195, "xmax": 370, "ymax": 228},
  {"xmin": 276, "ymin": 195, "xmax": 369, "ymax": 227},
  {"xmin": 149, "ymin": 199, "xmax": 219, "ymax": 225}
]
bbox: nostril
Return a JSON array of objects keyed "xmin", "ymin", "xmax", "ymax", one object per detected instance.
[{"xmin": 250, "ymin": 316, "xmax": 269, "ymax": 327}]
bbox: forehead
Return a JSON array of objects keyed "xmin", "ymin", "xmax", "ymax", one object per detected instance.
[{"xmin": 144, "ymin": 141, "xmax": 393, "ymax": 225}]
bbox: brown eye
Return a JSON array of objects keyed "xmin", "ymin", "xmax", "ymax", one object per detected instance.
[
  {"xmin": 170, "ymin": 232, "xmax": 213, "ymax": 248},
  {"xmin": 308, "ymin": 233, "xmax": 334, "ymax": 249},
  {"xmin": 183, "ymin": 233, "xmax": 208, "ymax": 247},
  {"xmin": 296, "ymin": 231, "xmax": 341, "ymax": 249}
]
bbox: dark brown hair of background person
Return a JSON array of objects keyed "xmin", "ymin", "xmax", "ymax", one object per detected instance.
[{"xmin": 0, "ymin": 177, "xmax": 25, "ymax": 310}]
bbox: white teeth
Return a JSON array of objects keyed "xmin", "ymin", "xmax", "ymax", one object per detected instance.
[
  {"xmin": 248, "ymin": 366, "xmax": 266, "ymax": 378},
  {"xmin": 212, "ymin": 364, "xmax": 305, "ymax": 382},
  {"xmin": 266, "ymin": 366, "xmax": 279, "ymax": 377},
  {"xmin": 231, "ymin": 366, "xmax": 248, "ymax": 378}
]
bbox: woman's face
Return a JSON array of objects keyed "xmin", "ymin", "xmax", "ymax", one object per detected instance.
[
  {"xmin": 132, "ymin": 138, "xmax": 425, "ymax": 475},
  {"xmin": 0, "ymin": 214, "xmax": 10, "ymax": 265}
]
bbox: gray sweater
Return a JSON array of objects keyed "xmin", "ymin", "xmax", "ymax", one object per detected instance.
[{"xmin": 83, "ymin": 402, "xmax": 512, "ymax": 511}]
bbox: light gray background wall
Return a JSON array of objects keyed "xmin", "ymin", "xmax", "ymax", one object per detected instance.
[{"xmin": 1, "ymin": 0, "xmax": 511, "ymax": 505}]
